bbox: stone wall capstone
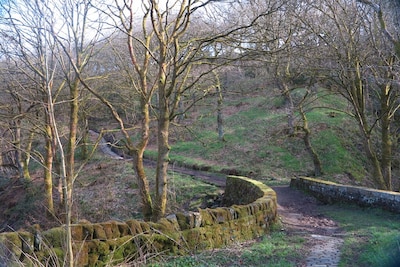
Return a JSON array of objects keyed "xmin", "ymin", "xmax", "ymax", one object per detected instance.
[{"xmin": 0, "ymin": 175, "xmax": 277, "ymax": 266}]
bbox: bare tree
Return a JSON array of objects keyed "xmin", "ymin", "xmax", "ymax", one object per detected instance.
[
  {"xmin": 0, "ymin": 0, "xmax": 64, "ymax": 215},
  {"xmin": 0, "ymin": 0, "xmax": 106, "ymax": 264},
  {"xmin": 92, "ymin": 0, "xmax": 258, "ymax": 221},
  {"xmin": 305, "ymin": 0, "xmax": 400, "ymax": 189},
  {"xmin": 225, "ymin": 0, "xmax": 324, "ymax": 175}
]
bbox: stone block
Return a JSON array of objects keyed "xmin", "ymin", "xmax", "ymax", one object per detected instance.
[
  {"xmin": 126, "ymin": 219, "xmax": 143, "ymax": 235},
  {"xmin": 93, "ymin": 224, "xmax": 107, "ymax": 240}
]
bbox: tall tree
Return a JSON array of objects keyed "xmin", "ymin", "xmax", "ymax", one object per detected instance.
[
  {"xmin": 306, "ymin": 0, "xmax": 399, "ymax": 189},
  {"xmin": 0, "ymin": 0, "xmax": 62, "ymax": 215},
  {"xmin": 100, "ymin": 0, "xmax": 254, "ymax": 221},
  {"xmin": 48, "ymin": 1, "xmax": 105, "ymax": 264}
]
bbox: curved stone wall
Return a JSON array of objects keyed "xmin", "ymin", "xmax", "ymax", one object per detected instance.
[
  {"xmin": 0, "ymin": 175, "xmax": 277, "ymax": 266},
  {"xmin": 291, "ymin": 176, "xmax": 400, "ymax": 213}
]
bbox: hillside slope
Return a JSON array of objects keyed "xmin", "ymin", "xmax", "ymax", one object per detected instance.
[{"xmin": 162, "ymin": 86, "xmax": 374, "ymax": 187}]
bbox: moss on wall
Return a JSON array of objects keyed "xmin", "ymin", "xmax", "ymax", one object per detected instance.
[{"xmin": 0, "ymin": 175, "xmax": 277, "ymax": 266}]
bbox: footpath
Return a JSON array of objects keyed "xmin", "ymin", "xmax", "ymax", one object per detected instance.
[{"xmin": 272, "ymin": 186, "xmax": 344, "ymax": 267}]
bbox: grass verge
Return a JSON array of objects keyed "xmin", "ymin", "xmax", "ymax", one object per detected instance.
[
  {"xmin": 148, "ymin": 225, "xmax": 305, "ymax": 267},
  {"xmin": 319, "ymin": 204, "xmax": 400, "ymax": 267}
]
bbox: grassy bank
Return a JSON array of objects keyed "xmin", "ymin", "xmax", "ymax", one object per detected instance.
[
  {"xmin": 162, "ymin": 87, "xmax": 368, "ymax": 186},
  {"xmin": 320, "ymin": 204, "xmax": 400, "ymax": 267}
]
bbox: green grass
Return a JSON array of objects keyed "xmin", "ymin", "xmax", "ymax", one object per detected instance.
[
  {"xmin": 165, "ymin": 88, "xmax": 367, "ymax": 184},
  {"xmin": 313, "ymin": 129, "xmax": 366, "ymax": 180},
  {"xmin": 149, "ymin": 229, "xmax": 305, "ymax": 267},
  {"xmin": 319, "ymin": 204, "xmax": 400, "ymax": 267}
]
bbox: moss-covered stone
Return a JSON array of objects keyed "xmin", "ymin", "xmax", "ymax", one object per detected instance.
[
  {"xmin": 232, "ymin": 205, "xmax": 250, "ymax": 219},
  {"xmin": 165, "ymin": 214, "xmax": 180, "ymax": 231},
  {"xmin": 71, "ymin": 224, "xmax": 84, "ymax": 241},
  {"xmin": 139, "ymin": 221, "xmax": 151, "ymax": 233},
  {"xmin": 210, "ymin": 208, "xmax": 231, "ymax": 224},
  {"xmin": 126, "ymin": 219, "xmax": 143, "ymax": 235},
  {"xmin": 93, "ymin": 224, "xmax": 107, "ymax": 240},
  {"xmin": 88, "ymin": 252, "xmax": 99, "ymax": 266},
  {"xmin": 19, "ymin": 231, "xmax": 34, "ymax": 255},
  {"xmin": 102, "ymin": 237, "xmax": 134, "ymax": 264},
  {"xmin": 117, "ymin": 222, "xmax": 129, "ymax": 237},
  {"xmin": 0, "ymin": 232, "xmax": 22, "ymax": 260},
  {"xmin": 199, "ymin": 209, "xmax": 213, "ymax": 226},
  {"xmin": 82, "ymin": 223, "xmax": 94, "ymax": 240},
  {"xmin": 101, "ymin": 221, "xmax": 121, "ymax": 239},
  {"xmin": 223, "ymin": 175, "xmax": 265, "ymax": 205},
  {"xmin": 73, "ymin": 241, "xmax": 89, "ymax": 266},
  {"xmin": 175, "ymin": 212, "xmax": 189, "ymax": 230},
  {"xmin": 34, "ymin": 247, "xmax": 64, "ymax": 266},
  {"xmin": 42, "ymin": 227, "xmax": 66, "ymax": 248},
  {"xmin": 150, "ymin": 233, "xmax": 179, "ymax": 254},
  {"xmin": 181, "ymin": 227, "xmax": 210, "ymax": 250}
]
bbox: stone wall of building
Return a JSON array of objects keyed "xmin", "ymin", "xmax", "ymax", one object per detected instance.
[{"xmin": 0, "ymin": 175, "xmax": 277, "ymax": 266}]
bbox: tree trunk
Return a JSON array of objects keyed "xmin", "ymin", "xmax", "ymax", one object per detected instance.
[
  {"xmin": 299, "ymin": 106, "xmax": 322, "ymax": 176},
  {"xmin": 380, "ymin": 82, "xmax": 392, "ymax": 190},
  {"xmin": 154, "ymin": 59, "xmax": 170, "ymax": 222},
  {"xmin": 81, "ymin": 114, "xmax": 90, "ymax": 160},
  {"xmin": 217, "ymin": 85, "xmax": 225, "ymax": 141},
  {"xmin": 132, "ymin": 151, "xmax": 153, "ymax": 220},
  {"xmin": 12, "ymin": 119, "xmax": 23, "ymax": 178},
  {"xmin": 154, "ymin": 108, "xmax": 170, "ymax": 221},
  {"xmin": 67, "ymin": 79, "xmax": 79, "ymax": 222},
  {"xmin": 362, "ymin": 134, "xmax": 388, "ymax": 190},
  {"xmin": 278, "ymin": 80, "xmax": 295, "ymax": 136},
  {"xmin": 44, "ymin": 122, "xmax": 55, "ymax": 216},
  {"xmin": 132, "ymin": 99, "xmax": 153, "ymax": 221},
  {"xmin": 23, "ymin": 129, "xmax": 35, "ymax": 180}
]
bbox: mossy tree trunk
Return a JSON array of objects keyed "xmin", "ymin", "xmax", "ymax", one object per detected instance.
[
  {"xmin": 380, "ymin": 81, "xmax": 393, "ymax": 190},
  {"xmin": 44, "ymin": 116, "xmax": 55, "ymax": 216},
  {"xmin": 352, "ymin": 71, "xmax": 388, "ymax": 190},
  {"xmin": 154, "ymin": 59, "xmax": 170, "ymax": 221},
  {"xmin": 131, "ymin": 98, "xmax": 153, "ymax": 221}
]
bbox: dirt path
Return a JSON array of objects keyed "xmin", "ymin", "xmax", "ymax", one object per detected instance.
[{"xmin": 272, "ymin": 186, "xmax": 343, "ymax": 266}]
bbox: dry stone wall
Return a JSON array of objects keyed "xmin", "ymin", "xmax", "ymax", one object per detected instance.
[
  {"xmin": 291, "ymin": 176, "xmax": 400, "ymax": 213},
  {"xmin": 0, "ymin": 175, "xmax": 277, "ymax": 266}
]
